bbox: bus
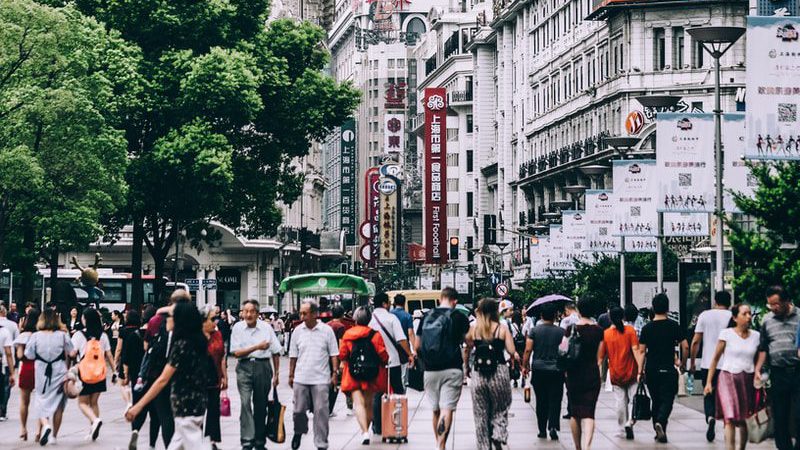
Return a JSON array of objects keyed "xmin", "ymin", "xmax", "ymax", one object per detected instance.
[{"xmin": 386, "ymin": 290, "xmax": 440, "ymax": 313}]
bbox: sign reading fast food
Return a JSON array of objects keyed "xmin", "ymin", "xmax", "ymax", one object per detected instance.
[{"xmin": 424, "ymin": 88, "xmax": 447, "ymax": 264}]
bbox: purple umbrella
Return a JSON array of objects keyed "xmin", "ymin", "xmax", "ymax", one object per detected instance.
[{"xmin": 525, "ymin": 294, "xmax": 574, "ymax": 316}]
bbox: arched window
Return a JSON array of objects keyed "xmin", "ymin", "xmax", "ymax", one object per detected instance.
[{"xmin": 406, "ymin": 17, "xmax": 426, "ymax": 36}]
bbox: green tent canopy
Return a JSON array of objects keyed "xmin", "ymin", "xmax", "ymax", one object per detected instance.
[{"xmin": 278, "ymin": 273, "xmax": 374, "ymax": 296}]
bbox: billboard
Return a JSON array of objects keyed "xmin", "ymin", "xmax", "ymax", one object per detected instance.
[
  {"xmin": 339, "ymin": 120, "xmax": 357, "ymax": 245},
  {"xmin": 585, "ymin": 189, "xmax": 620, "ymax": 254},
  {"xmin": 723, "ymin": 113, "xmax": 758, "ymax": 212},
  {"xmin": 384, "ymin": 113, "xmax": 404, "ymax": 153},
  {"xmin": 378, "ymin": 176, "xmax": 399, "ymax": 262},
  {"xmin": 530, "ymin": 236, "xmax": 550, "ymax": 279},
  {"xmin": 424, "ymin": 88, "xmax": 447, "ymax": 264},
  {"xmin": 613, "ymin": 160, "xmax": 658, "ymax": 237},
  {"xmin": 561, "ymin": 211, "xmax": 589, "ymax": 264}
]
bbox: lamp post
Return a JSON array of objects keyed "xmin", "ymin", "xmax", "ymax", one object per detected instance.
[
  {"xmin": 687, "ymin": 26, "xmax": 745, "ymax": 291},
  {"xmin": 636, "ymin": 94, "xmax": 683, "ymax": 293},
  {"xmin": 579, "ymin": 164, "xmax": 609, "ymax": 189},
  {"xmin": 565, "ymin": 184, "xmax": 588, "ymax": 210}
]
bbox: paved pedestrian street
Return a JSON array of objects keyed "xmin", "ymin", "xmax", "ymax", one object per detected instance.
[{"xmin": 1, "ymin": 357, "xmax": 774, "ymax": 450}]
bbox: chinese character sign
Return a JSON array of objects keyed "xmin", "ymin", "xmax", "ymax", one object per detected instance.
[
  {"xmin": 549, "ymin": 224, "xmax": 574, "ymax": 271},
  {"xmin": 561, "ymin": 211, "xmax": 589, "ymax": 264},
  {"xmin": 613, "ymin": 160, "xmax": 658, "ymax": 237},
  {"xmin": 384, "ymin": 113, "xmax": 404, "ymax": 154},
  {"xmin": 746, "ymin": 16, "xmax": 800, "ymax": 161},
  {"xmin": 385, "ymin": 82, "xmax": 407, "ymax": 109},
  {"xmin": 663, "ymin": 212, "xmax": 709, "ymax": 237},
  {"xmin": 723, "ymin": 113, "xmax": 758, "ymax": 212},
  {"xmin": 363, "ymin": 167, "xmax": 381, "ymax": 267},
  {"xmin": 585, "ymin": 190, "xmax": 620, "ymax": 254},
  {"xmin": 339, "ymin": 120, "xmax": 357, "ymax": 245},
  {"xmin": 656, "ymin": 113, "xmax": 715, "ymax": 213},
  {"xmin": 625, "ymin": 237, "xmax": 658, "ymax": 253},
  {"xmin": 530, "ymin": 236, "xmax": 550, "ymax": 279},
  {"xmin": 424, "ymin": 88, "xmax": 447, "ymax": 264},
  {"xmin": 378, "ymin": 177, "xmax": 399, "ymax": 262}
]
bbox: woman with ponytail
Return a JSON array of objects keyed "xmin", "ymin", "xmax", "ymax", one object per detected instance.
[{"xmin": 597, "ymin": 306, "xmax": 643, "ymax": 440}]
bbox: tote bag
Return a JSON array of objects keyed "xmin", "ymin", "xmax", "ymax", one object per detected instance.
[
  {"xmin": 266, "ymin": 390, "xmax": 286, "ymax": 443},
  {"xmin": 632, "ymin": 381, "xmax": 652, "ymax": 421},
  {"xmin": 747, "ymin": 389, "xmax": 773, "ymax": 444}
]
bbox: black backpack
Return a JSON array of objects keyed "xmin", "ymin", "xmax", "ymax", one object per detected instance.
[
  {"xmin": 348, "ymin": 330, "xmax": 381, "ymax": 381},
  {"xmin": 473, "ymin": 326, "xmax": 501, "ymax": 376},
  {"xmin": 556, "ymin": 324, "xmax": 582, "ymax": 371},
  {"xmin": 420, "ymin": 308, "xmax": 460, "ymax": 371},
  {"xmin": 137, "ymin": 314, "xmax": 170, "ymax": 384}
]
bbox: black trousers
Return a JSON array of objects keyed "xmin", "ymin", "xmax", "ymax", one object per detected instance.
[
  {"xmin": 131, "ymin": 384, "xmax": 162, "ymax": 447},
  {"xmin": 205, "ymin": 387, "xmax": 221, "ymax": 442},
  {"xmin": 531, "ymin": 370, "xmax": 563, "ymax": 433},
  {"xmin": 153, "ymin": 385, "xmax": 174, "ymax": 446},
  {"xmin": 646, "ymin": 368, "xmax": 678, "ymax": 431},
  {"xmin": 770, "ymin": 366, "xmax": 800, "ymax": 450},
  {"xmin": 372, "ymin": 365, "xmax": 405, "ymax": 433},
  {"xmin": 699, "ymin": 368, "xmax": 719, "ymax": 421}
]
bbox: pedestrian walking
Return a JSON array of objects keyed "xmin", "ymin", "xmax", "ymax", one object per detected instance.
[
  {"xmin": 639, "ymin": 293, "xmax": 688, "ymax": 443},
  {"xmin": 597, "ymin": 306, "xmax": 643, "ymax": 440},
  {"xmin": 216, "ymin": 310, "xmax": 232, "ymax": 354},
  {"xmin": 202, "ymin": 307, "xmax": 228, "ymax": 450},
  {"xmin": 229, "ymin": 299, "xmax": 281, "ymax": 450},
  {"xmin": 126, "ymin": 303, "xmax": 214, "ymax": 450},
  {"xmin": 119, "ymin": 310, "xmax": 158, "ymax": 450},
  {"xmin": 24, "ymin": 308, "xmax": 76, "ymax": 446},
  {"xmin": 0, "ymin": 304, "xmax": 18, "ymax": 421},
  {"xmin": 704, "ymin": 303, "xmax": 759, "ymax": 450},
  {"xmin": 415, "ymin": 287, "xmax": 470, "ymax": 450},
  {"xmin": 523, "ymin": 303, "xmax": 565, "ymax": 440},
  {"xmin": 464, "ymin": 299, "xmax": 519, "ymax": 450},
  {"xmin": 690, "ymin": 290, "xmax": 732, "ymax": 442},
  {"xmin": 560, "ymin": 303, "xmax": 580, "ymax": 330},
  {"xmin": 755, "ymin": 285, "xmax": 800, "ymax": 450},
  {"xmin": 14, "ymin": 308, "xmax": 40, "ymax": 441},
  {"xmin": 67, "ymin": 307, "xmax": 83, "ymax": 336},
  {"xmin": 391, "ymin": 294, "xmax": 415, "ymax": 385},
  {"xmin": 338, "ymin": 306, "xmax": 389, "ymax": 445},
  {"xmin": 289, "ymin": 299, "xmax": 340, "ymax": 450},
  {"xmin": 328, "ymin": 305, "xmax": 348, "ymax": 342},
  {"xmin": 563, "ymin": 298, "xmax": 604, "ymax": 450},
  {"xmin": 369, "ymin": 292, "xmax": 413, "ymax": 434},
  {"xmin": 72, "ymin": 307, "xmax": 114, "ymax": 441}
]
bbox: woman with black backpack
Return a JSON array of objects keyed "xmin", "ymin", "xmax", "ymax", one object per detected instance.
[
  {"xmin": 337, "ymin": 306, "xmax": 389, "ymax": 445},
  {"xmin": 464, "ymin": 299, "xmax": 520, "ymax": 450}
]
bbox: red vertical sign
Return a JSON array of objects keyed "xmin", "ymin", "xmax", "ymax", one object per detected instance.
[
  {"xmin": 424, "ymin": 88, "xmax": 447, "ymax": 264},
  {"xmin": 363, "ymin": 167, "xmax": 381, "ymax": 268}
]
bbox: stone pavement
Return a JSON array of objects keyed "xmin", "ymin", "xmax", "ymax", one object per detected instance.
[{"xmin": 2, "ymin": 357, "xmax": 775, "ymax": 449}]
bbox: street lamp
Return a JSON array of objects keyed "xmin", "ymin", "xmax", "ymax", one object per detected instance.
[
  {"xmin": 687, "ymin": 25, "xmax": 745, "ymax": 291},
  {"xmin": 565, "ymin": 184, "xmax": 588, "ymax": 210},
  {"xmin": 550, "ymin": 199, "xmax": 574, "ymax": 211},
  {"xmin": 579, "ymin": 164, "xmax": 609, "ymax": 189}
]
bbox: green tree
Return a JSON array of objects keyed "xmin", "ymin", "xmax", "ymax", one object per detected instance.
[
  {"xmin": 68, "ymin": 2, "xmax": 360, "ymax": 306},
  {"xmin": 0, "ymin": 0, "xmax": 137, "ymax": 300},
  {"xmin": 729, "ymin": 162, "xmax": 800, "ymax": 303}
]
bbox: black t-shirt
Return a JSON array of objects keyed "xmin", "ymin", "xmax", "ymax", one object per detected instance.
[
  {"xmin": 416, "ymin": 307, "xmax": 470, "ymax": 371},
  {"xmin": 639, "ymin": 319, "xmax": 685, "ymax": 371},
  {"xmin": 168, "ymin": 339, "xmax": 208, "ymax": 417},
  {"xmin": 119, "ymin": 326, "xmax": 145, "ymax": 378}
]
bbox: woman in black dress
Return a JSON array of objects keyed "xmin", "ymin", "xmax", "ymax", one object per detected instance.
[{"xmin": 565, "ymin": 298, "xmax": 604, "ymax": 450}]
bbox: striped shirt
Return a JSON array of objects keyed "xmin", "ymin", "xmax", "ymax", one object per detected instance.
[{"xmin": 759, "ymin": 307, "xmax": 800, "ymax": 368}]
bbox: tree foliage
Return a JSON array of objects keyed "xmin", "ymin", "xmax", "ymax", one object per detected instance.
[{"xmin": 729, "ymin": 162, "xmax": 800, "ymax": 303}]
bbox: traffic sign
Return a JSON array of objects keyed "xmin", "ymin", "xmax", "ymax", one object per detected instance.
[
  {"xmin": 184, "ymin": 278, "xmax": 200, "ymax": 291},
  {"xmin": 202, "ymin": 279, "xmax": 217, "ymax": 290},
  {"xmin": 495, "ymin": 283, "xmax": 509, "ymax": 298}
]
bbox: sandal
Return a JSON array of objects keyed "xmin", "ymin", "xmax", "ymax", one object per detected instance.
[{"xmin": 20, "ymin": 431, "xmax": 28, "ymax": 441}]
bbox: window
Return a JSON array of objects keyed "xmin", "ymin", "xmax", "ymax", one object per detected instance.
[
  {"xmin": 466, "ymin": 114, "xmax": 473, "ymax": 133},
  {"xmin": 673, "ymin": 27, "xmax": 685, "ymax": 69},
  {"xmin": 692, "ymin": 37, "xmax": 705, "ymax": 68},
  {"xmin": 447, "ymin": 178, "xmax": 459, "ymax": 191},
  {"xmin": 466, "ymin": 236, "xmax": 474, "ymax": 261},
  {"xmin": 387, "ymin": 59, "xmax": 395, "ymax": 69},
  {"xmin": 447, "ymin": 153, "xmax": 459, "ymax": 167},
  {"xmin": 397, "ymin": 59, "xmax": 405, "ymax": 68},
  {"xmin": 654, "ymin": 28, "xmax": 666, "ymax": 71},
  {"xmin": 466, "ymin": 150, "xmax": 474, "ymax": 172},
  {"xmin": 466, "ymin": 192, "xmax": 474, "ymax": 217},
  {"xmin": 447, "ymin": 203, "xmax": 460, "ymax": 217}
]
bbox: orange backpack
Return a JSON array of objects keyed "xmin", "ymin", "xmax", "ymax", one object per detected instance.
[{"xmin": 78, "ymin": 337, "xmax": 106, "ymax": 384}]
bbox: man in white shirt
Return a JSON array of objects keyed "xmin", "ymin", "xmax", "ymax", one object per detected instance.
[
  {"xmin": 690, "ymin": 291, "xmax": 732, "ymax": 442},
  {"xmin": 230, "ymin": 300, "xmax": 282, "ymax": 450},
  {"xmin": 0, "ymin": 326, "xmax": 15, "ymax": 421},
  {"xmin": 369, "ymin": 292, "xmax": 414, "ymax": 434},
  {"xmin": 289, "ymin": 300, "xmax": 339, "ymax": 450}
]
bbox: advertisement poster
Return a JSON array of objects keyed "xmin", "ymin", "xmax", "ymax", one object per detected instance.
[
  {"xmin": 723, "ymin": 113, "xmax": 758, "ymax": 212},
  {"xmin": 384, "ymin": 113, "xmax": 405, "ymax": 154},
  {"xmin": 561, "ymin": 211, "xmax": 589, "ymax": 264},
  {"xmin": 746, "ymin": 16, "xmax": 800, "ymax": 160},
  {"xmin": 585, "ymin": 189, "xmax": 620, "ymax": 254},
  {"xmin": 656, "ymin": 113, "xmax": 715, "ymax": 213},
  {"xmin": 549, "ymin": 224, "xmax": 574, "ymax": 271},
  {"xmin": 613, "ymin": 160, "xmax": 658, "ymax": 237},
  {"xmin": 378, "ymin": 177, "xmax": 399, "ymax": 262},
  {"xmin": 530, "ymin": 236, "xmax": 550, "ymax": 279},
  {"xmin": 424, "ymin": 88, "xmax": 448, "ymax": 264},
  {"xmin": 663, "ymin": 212, "xmax": 709, "ymax": 237},
  {"xmin": 625, "ymin": 236, "xmax": 658, "ymax": 253},
  {"xmin": 364, "ymin": 167, "xmax": 381, "ymax": 267},
  {"xmin": 339, "ymin": 120, "xmax": 357, "ymax": 245}
]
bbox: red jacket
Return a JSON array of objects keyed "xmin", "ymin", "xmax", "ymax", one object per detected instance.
[{"xmin": 339, "ymin": 325, "xmax": 389, "ymax": 394}]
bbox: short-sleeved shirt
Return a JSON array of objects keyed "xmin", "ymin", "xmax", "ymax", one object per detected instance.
[
  {"xmin": 289, "ymin": 321, "xmax": 339, "ymax": 385},
  {"xmin": 719, "ymin": 328, "xmax": 760, "ymax": 374},
  {"xmin": 0, "ymin": 328, "xmax": 12, "ymax": 369},
  {"xmin": 695, "ymin": 308, "xmax": 732, "ymax": 369},
  {"xmin": 604, "ymin": 325, "xmax": 639, "ymax": 385},
  {"xmin": 528, "ymin": 323, "xmax": 564, "ymax": 372},
  {"xmin": 370, "ymin": 308, "xmax": 408, "ymax": 367},
  {"xmin": 760, "ymin": 307, "xmax": 800, "ymax": 367},
  {"xmin": 230, "ymin": 319, "xmax": 282, "ymax": 360},
  {"xmin": 391, "ymin": 308, "xmax": 414, "ymax": 338},
  {"xmin": 640, "ymin": 319, "xmax": 685, "ymax": 371},
  {"xmin": 168, "ymin": 339, "xmax": 208, "ymax": 417},
  {"xmin": 71, "ymin": 331, "xmax": 111, "ymax": 359},
  {"xmin": 415, "ymin": 307, "xmax": 471, "ymax": 371},
  {"xmin": 119, "ymin": 327, "xmax": 145, "ymax": 378},
  {"xmin": 0, "ymin": 317, "xmax": 19, "ymax": 341}
]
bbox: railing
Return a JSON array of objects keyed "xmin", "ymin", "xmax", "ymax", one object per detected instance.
[
  {"xmin": 449, "ymin": 89, "xmax": 473, "ymax": 103},
  {"xmin": 425, "ymin": 55, "xmax": 437, "ymax": 76},
  {"xmin": 517, "ymin": 131, "xmax": 612, "ymax": 180}
]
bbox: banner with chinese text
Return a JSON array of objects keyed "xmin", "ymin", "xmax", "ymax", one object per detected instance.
[
  {"xmin": 384, "ymin": 113, "xmax": 405, "ymax": 153},
  {"xmin": 561, "ymin": 211, "xmax": 590, "ymax": 264},
  {"xmin": 424, "ymin": 88, "xmax": 447, "ymax": 264},
  {"xmin": 339, "ymin": 120, "xmax": 357, "ymax": 245},
  {"xmin": 613, "ymin": 160, "xmax": 658, "ymax": 237},
  {"xmin": 585, "ymin": 189, "xmax": 620, "ymax": 254},
  {"xmin": 723, "ymin": 113, "xmax": 758, "ymax": 212},
  {"xmin": 530, "ymin": 236, "xmax": 550, "ymax": 279}
]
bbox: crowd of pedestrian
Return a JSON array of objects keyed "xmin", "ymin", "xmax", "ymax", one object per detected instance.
[{"xmin": 0, "ymin": 283, "xmax": 796, "ymax": 449}]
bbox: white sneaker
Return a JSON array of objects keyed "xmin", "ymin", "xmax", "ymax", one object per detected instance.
[
  {"xmin": 48, "ymin": 437, "xmax": 57, "ymax": 446},
  {"xmin": 91, "ymin": 418, "xmax": 102, "ymax": 441},
  {"xmin": 361, "ymin": 431, "xmax": 370, "ymax": 445}
]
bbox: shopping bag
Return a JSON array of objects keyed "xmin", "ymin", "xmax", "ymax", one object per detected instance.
[
  {"xmin": 266, "ymin": 390, "xmax": 286, "ymax": 443},
  {"xmin": 220, "ymin": 391, "xmax": 231, "ymax": 417},
  {"xmin": 604, "ymin": 369, "xmax": 613, "ymax": 392},
  {"xmin": 407, "ymin": 365, "xmax": 424, "ymax": 391},
  {"xmin": 747, "ymin": 389, "xmax": 773, "ymax": 444},
  {"xmin": 632, "ymin": 382, "xmax": 652, "ymax": 421},
  {"xmin": 677, "ymin": 368, "xmax": 687, "ymax": 397}
]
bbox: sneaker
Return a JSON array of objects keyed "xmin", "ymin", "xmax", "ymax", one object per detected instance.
[
  {"xmin": 361, "ymin": 431, "xmax": 370, "ymax": 445},
  {"xmin": 291, "ymin": 434, "xmax": 302, "ymax": 450},
  {"xmin": 549, "ymin": 428, "xmax": 559, "ymax": 441},
  {"xmin": 39, "ymin": 427, "xmax": 52, "ymax": 447},
  {"xmin": 330, "ymin": 411, "xmax": 338, "ymax": 418},
  {"xmin": 654, "ymin": 423, "xmax": 667, "ymax": 443},
  {"xmin": 625, "ymin": 426, "xmax": 634, "ymax": 440},
  {"xmin": 91, "ymin": 419, "xmax": 103, "ymax": 441},
  {"xmin": 0, "ymin": 415, "xmax": 8, "ymax": 422},
  {"xmin": 706, "ymin": 418, "xmax": 716, "ymax": 442},
  {"xmin": 537, "ymin": 431, "xmax": 546, "ymax": 438},
  {"xmin": 48, "ymin": 437, "xmax": 57, "ymax": 446},
  {"xmin": 128, "ymin": 430, "xmax": 138, "ymax": 450}
]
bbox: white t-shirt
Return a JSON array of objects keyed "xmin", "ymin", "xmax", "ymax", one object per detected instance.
[
  {"xmin": 369, "ymin": 308, "xmax": 408, "ymax": 367},
  {"xmin": 0, "ymin": 328, "xmax": 11, "ymax": 369},
  {"xmin": 718, "ymin": 328, "xmax": 760, "ymax": 374},
  {"xmin": 288, "ymin": 321, "xmax": 339, "ymax": 385},
  {"xmin": 71, "ymin": 331, "xmax": 111, "ymax": 359},
  {"xmin": 695, "ymin": 308, "xmax": 732, "ymax": 369}
]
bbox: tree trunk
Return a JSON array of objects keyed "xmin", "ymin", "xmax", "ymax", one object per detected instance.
[
  {"xmin": 152, "ymin": 253, "xmax": 166, "ymax": 306},
  {"xmin": 20, "ymin": 226, "xmax": 35, "ymax": 305},
  {"xmin": 131, "ymin": 218, "xmax": 144, "ymax": 310},
  {"xmin": 48, "ymin": 246, "xmax": 58, "ymax": 304}
]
